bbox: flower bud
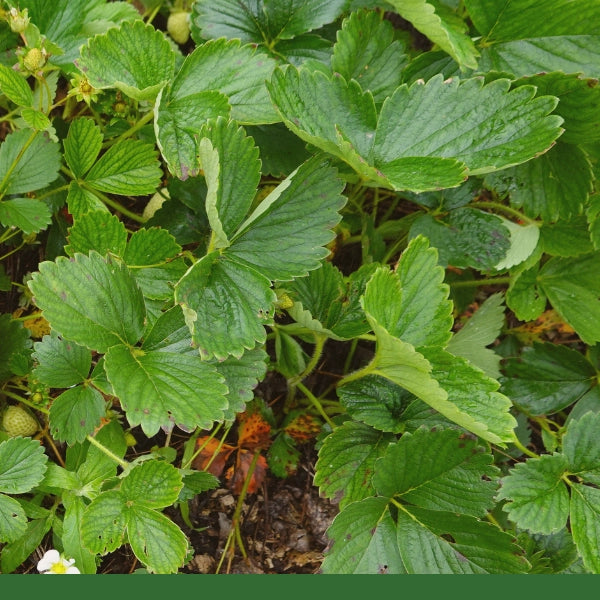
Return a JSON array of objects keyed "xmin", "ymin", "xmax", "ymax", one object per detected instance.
[{"xmin": 9, "ymin": 7, "xmax": 29, "ymax": 33}]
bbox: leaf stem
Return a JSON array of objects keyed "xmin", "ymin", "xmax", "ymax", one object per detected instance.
[
  {"xmin": 450, "ymin": 276, "xmax": 511, "ymax": 289},
  {"xmin": 103, "ymin": 109, "xmax": 155, "ymax": 148},
  {"xmin": 295, "ymin": 381, "xmax": 336, "ymax": 430},
  {"xmin": 471, "ymin": 200, "xmax": 538, "ymax": 225},
  {"xmin": 86, "ymin": 433, "xmax": 130, "ymax": 469},
  {"xmin": 510, "ymin": 434, "xmax": 539, "ymax": 459}
]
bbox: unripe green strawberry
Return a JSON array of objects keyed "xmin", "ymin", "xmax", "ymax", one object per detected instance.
[
  {"xmin": 2, "ymin": 405, "xmax": 39, "ymax": 437},
  {"xmin": 167, "ymin": 11, "xmax": 190, "ymax": 45},
  {"xmin": 23, "ymin": 47, "xmax": 46, "ymax": 72}
]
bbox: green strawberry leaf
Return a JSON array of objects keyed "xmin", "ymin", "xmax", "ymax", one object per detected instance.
[
  {"xmin": 497, "ymin": 453, "xmax": 570, "ymax": 534},
  {"xmin": 175, "ymin": 252, "xmax": 276, "ymax": 360},
  {"xmin": 446, "ymin": 292, "xmax": 505, "ymax": 379},
  {"xmin": 387, "ymin": 0, "xmax": 479, "ymax": 70},
  {"xmin": 32, "ymin": 332, "xmax": 91, "ymax": 388},
  {"xmin": 331, "ymin": 9, "xmax": 407, "ymax": 103},
  {"xmin": 485, "ymin": 143, "xmax": 593, "ymax": 222},
  {"xmin": 0, "ymin": 198, "xmax": 51, "ymax": 235},
  {"xmin": 0, "ymin": 494, "xmax": 27, "ymax": 543},
  {"xmin": 0, "ymin": 315, "xmax": 31, "ymax": 382},
  {"xmin": 28, "ymin": 252, "xmax": 146, "ymax": 353},
  {"xmin": 570, "ymin": 483, "xmax": 600, "ymax": 573},
  {"xmin": 0, "ymin": 129, "xmax": 61, "ymax": 195},
  {"xmin": 374, "ymin": 427, "xmax": 499, "ymax": 516},
  {"xmin": 104, "ymin": 344, "xmax": 228, "ymax": 436},
  {"xmin": 62, "ymin": 495, "xmax": 97, "ymax": 574},
  {"xmin": 77, "ymin": 19, "xmax": 175, "ymax": 102},
  {"xmin": 228, "ymin": 156, "xmax": 345, "ymax": 281},
  {"xmin": 314, "ymin": 421, "xmax": 393, "ymax": 509},
  {"xmin": 80, "ymin": 490, "xmax": 127, "ymax": 554},
  {"xmin": 121, "ymin": 461, "xmax": 182, "ymax": 508},
  {"xmin": 198, "ymin": 117, "xmax": 261, "ymax": 245},
  {"xmin": 123, "ymin": 228, "xmax": 181, "ymax": 266},
  {"xmin": 65, "ymin": 210, "xmax": 128, "ymax": 257},
  {"xmin": 49, "ymin": 386, "xmax": 106, "ymax": 445},
  {"xmin": 0, "ymin": 437, "xmax": 48, "ymax": 494},
  {"xmin": 84, "ymin": 139, "xmax": 162, "ymax": 196},
  {"xmin": 63, "ymin": 118, "xmax": 103, "ymax": 179},
  {"xmin": 506, "ymin": 262, "xmax": 547, "ymax": 322},
  {"xmin": 540, "ymin": 216, "xmax": 594, "ymax": 258},
  {"xmin": 66, "ymin": 181, "xmax": 107, "ymax": 219},
  {"xmin": 191, "ymin": 0, "xmax": 346, "ymax": 44},
  {"xmin": 0, "ymin": 63, "xmax": 33, "ymax": 107},
  {"xmin": 563, "ymin": 412, "xmax": 600, "ymax": 482},
  {"xmin": 501, "ymin": 343, "xmax": 596, "ymax": 416}
]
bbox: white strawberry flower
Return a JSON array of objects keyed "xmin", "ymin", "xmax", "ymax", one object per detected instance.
[{"xmin": 36, "ymin": 549, "xmax": 80, "ymax": 574}]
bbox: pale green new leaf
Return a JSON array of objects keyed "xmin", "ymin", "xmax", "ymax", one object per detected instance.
[
  {"xmin": 123, "ymin": 228, "xmax": 181, "ymax": 266},
  {"xmin": 20, "ymin": 108, "xmax": 51, "ymax": 132},
  {"xmin": 0, "ymin": 130, "xmax": 61, "ymax": 195},
  {"xmin": 32, "ymin": 333, "xmax": 91, "ymax": 388},
  {"xmin": 77, "ymin": 19, "xmax": 175, "ymax": 101},
  {"xmin": 387, "ymin": 0, "xmax": 479, "ymax": 70},
  {"xmin": 175, "ymin": 252, "xmax": 276, "ymax": 360},
  {"xmin": 374, "ymin": 427, "xmax": 498, "ymax": 516},
  {"xmin": 376, "ymin": 76, "xmax": 562, "ymax": 176},
  {"xmin": 0, "ymin": 494, "xmax": 26, "ymax": 543},
  {"xmin": 105, "ymin": 345, "xmax": 228, "ymax": 436},
  {"xmin": 570, "ymin": 484, "xmax": 600, "ymax": 574},
  {"xmin": 331, "ymin": 10, "xmax": 407, "ymax": 103},
  {"xmin": 198, "ymin": 117, "xmax": 261, "ymax": 245},
  {"xmin": 395, "ymin": 508, "xmax": 528, "ymax": 573},
  {"xmin": 84, "ymin": 139, "xmax": 162, "ymax": 196},
  {"xmin": 493, "ymin": 219, "xmax": 540, "ymax": 271},
  {"xmin": 65, "ymin": 210, "xmax": 128, "ymax": 257},
  {"xmin": 362, "ymin": 236, "xmax": 452, "ymax": 348},
  {"xmin": 0, "ymin": 198, "xmax": 51, "ymax": 234},
  {"xmin": 228, "ymin": 156, "xmax": 345, "ymax": 281},
  {"xmin": 0, "ymin": 64, "xmax": 33, "ymax": 107},
  {"xmin": 321, "ymin": 497, "xmax": 405, "ymax": 574},
  {"xmin": 447, "ymin": 292, "xmax": 505, "ymax": 379},
  {"xmin": 121, "ymin": 461, "xmax": 182, "ymax": 509},
  {"xmin": 63, "ymin": 118, "xmax": 103, "ymax": 179},
  {"xmin": 80, "ymin": 490, "xmax": 126, "ymax": 554},
  {"xmin": 538, "ymin": 253, "xmax": 600, "ymax": 345},
  {"xmin": 485, "ymin": 143, "xmax": 593, "ymax": 222},
  {"xmin": 497, "ymin": 453, "xmax": 570, "ymax": 534},
  {"xmin": 0, "ymin": 437, "xmax": 48, "ymax": 494},
  {"xmin": 28, "ymin": 252, "xmax": 146, "ymax": 353},
  {"xmin": 49, "ymin": 386, "xmax": 105, "ymax": 445},
  {"xmin": 314, "ymin": 421, "xmax": 393, "ymax": 509},
  {"xmin": 126, "ymin": 504, "xmax": 188, "ymax": 574}
]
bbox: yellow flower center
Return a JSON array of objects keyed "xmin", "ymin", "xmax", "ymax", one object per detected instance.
[{"xmin": 50, "ymin": 562, "xmax": 68, "ymax": 574}]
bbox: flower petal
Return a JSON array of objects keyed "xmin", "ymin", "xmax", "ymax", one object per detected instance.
[{"xmin": 37, "ymin": 549, "xmax": 60, "ymax": 572}]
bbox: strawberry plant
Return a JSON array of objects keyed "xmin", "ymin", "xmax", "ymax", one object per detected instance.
[{"xmin": 1, "ymin": 0, "xmax": 600, "ymax": 575}]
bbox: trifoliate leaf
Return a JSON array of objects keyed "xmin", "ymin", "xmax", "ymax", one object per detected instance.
[
  {"xmin": 121, "ymin": 461, "xmax": 182, "ymax": 509},
  {"xmin": 175, "ymin": 252, "xmax": 276, "ymax": 360},
  {"xmin": 65, "ymin": 210, "xmax": 128, "ymax": 257},
  {"xmin": 228, "ymin": 156, "xmax": 345, "ymax": 281},
  {"xmin": 0, "ymin": 129, "xmax": 61, "ymax": 195},
  {"xmin": 198, "ymin": 117, "xmax": 261, "ymax": 245},
  {"xmin": 570, "ymin": 483, "xmax": 600, "ymax": 573},
  {"xmin": 497, "ymin": 453, "xmax": 570, "ymax": 534},
  {"xmin": 32, "ymin": 333, "xmax": 91, "ymax": 388},
  {"xmin": 192, "ymin": 0, "xmax": 346, "ymax": 45},
  {"xmin": 49, "ymin": 386, "xmax": 105, "ymax": 445},
  {"xmin": 394, "ymin": 508, "xmax": 528, "ymax": 573},
  {"xmin": 485, "ymin": 143, "xmax": 593, "ymax": 222},
  {"xmin": 501, "ymin": 343, "xmax": 596, "ymax": 416},
  {"xmin": 0, "ymin": 63, "xmax": 33, "ymax": 107},
  {"xmin": 63, "ymin": 118, "xmax": 103, "ymax": 179},
  {"xmin": 314, "ymin": 421, "xmax": 393, "ymax": 509},
  {"xmin": 77, "ymin": 19, "xmax": 175, "ymax": 101},
  {"xmin": 447, "ymin": 293, "xmax": 505, "ymax": 379},
  {"xmin": 211, "ymin": 347, "xmax": 268, "ymax": 420},
  {"xmin": 126, "ymin": 504, "xmax": 189, "ymax": 574},
  {"xmin": 84, "ymin": 139, "xmax": 162, "ymax": 196},
  {"xmin": 387, "ymin": 0, "xmax": 479, "ymax": 70},
  {"xmin": 331, "ymin": 10, "xmax": 407, "ymax": 103},
  {"xmin": 0, "ymin": 198, "xmax": 51, "ymax": 235},
  {"xmin": 28, "ymin": 252, "xmax": 146, "ymax": 353},
  {"xmin": 0, "ymin": 437, "xmax": 48, "ymax": 494},
  {"xmin": 410, "ymin": 209, "xmax": 511, "ymax": 269},
  {"xmin": 104, "ymin": 344, "xmax": 228, "ymax": 436},
  {"xmin": 321, "ymin": 497, "xmax": 405, "ymax": 574},
  {"xmin": 123, "ymin": 228, "xmax": 181, "ymax": 266}
]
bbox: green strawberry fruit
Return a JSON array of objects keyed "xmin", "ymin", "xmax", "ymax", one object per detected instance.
[
  {"xmin": 2, "ymin": 405, "xmax": 39, "ymax": 437},
  {"xmin": 167, "ymin": 11, "xmax": 190, "ymax": 45}
]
